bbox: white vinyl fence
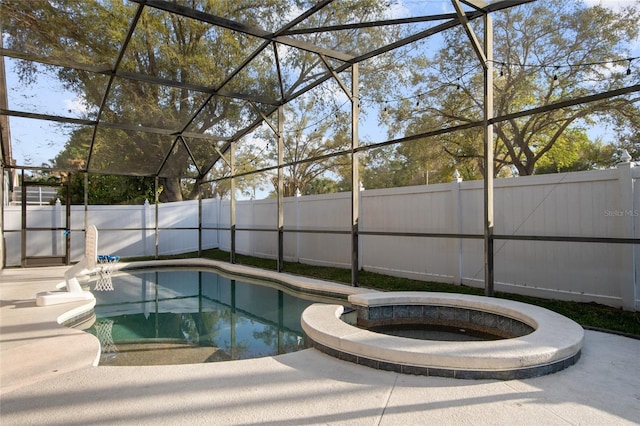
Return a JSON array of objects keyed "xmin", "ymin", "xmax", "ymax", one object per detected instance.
[
  {"xmin": 4, "ymin": 199, "xmax": 221, "ymax": 262},
  {"xmin": 3, "ymin": 161, "xmax": 638, "ymax": 310}
]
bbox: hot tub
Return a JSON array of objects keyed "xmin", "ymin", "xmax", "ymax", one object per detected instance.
[{"xmin": 301, "ymin": 292, "xmax": 584, "ymax": 380}]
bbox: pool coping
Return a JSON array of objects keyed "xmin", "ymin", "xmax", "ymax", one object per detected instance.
[
  {"xmin": 48, "ymin": 260, "xmax": 583, "ymax": 380},
  {"xmin": 45, "ymin": 258, "xmax": 367, "ymax": 329},
  {"xmin": 301, "ymin": 292, "xmax": 585, "ymax": 380},
  {"xmin": 114, "ymin": 258, "xmax": 369, "ymax": 301}
]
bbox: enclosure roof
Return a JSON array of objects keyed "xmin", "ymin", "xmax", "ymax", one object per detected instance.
[{"xmin": 0, "ymin": 0, "xmax": 531, "ymax": 179}]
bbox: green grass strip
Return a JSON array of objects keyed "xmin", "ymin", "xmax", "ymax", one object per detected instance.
[{"xmin": 126, "ymin": 249, "xmax": 640, "ymax": 337}]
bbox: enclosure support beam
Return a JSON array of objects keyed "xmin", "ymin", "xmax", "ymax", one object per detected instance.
[
  {"xmin": 461, "ymin": 0, "xmax": 489, "ymax": 11},
  {"xmin": 277, "ymin": 105, "xmax": 285, "ymax": 272},
  {"xmin": 319, "ymin": 58, "xmax": 361, "ymax": 286},
  {"xmin": 83, "ymin": 172, "xmax": 88, "ymax": 233},
  {"xmin": 20, "ymin": 169, "xmax": 25, "ymax": 267},
  {"xmin": 351, "ymin": 64, "xmax": 360, "ymax": 287},
  {"xmin": 483, "ymin": 15, "xmax": 495, "ymax": 296},
  {"xmin": 451, "ymin": 0, "xmax": 488, "ymax": 68},
  {"xmin": 198, "ymin": 186, "xmax": 202, "ymax": 257},
  {"xmin": 64, "ymin": 178, "xmax": 70, "ymax": 264},
  {"xmin": 273, "ymin": 43, "xmax": 285, "ymax": 101},
  {"xmin": 154, "ymin": 176, "xmax": 159, "ymax": 259},
  {"xmin": 230, "ymin": 142, "xmax": 236, "ymax": 264}
]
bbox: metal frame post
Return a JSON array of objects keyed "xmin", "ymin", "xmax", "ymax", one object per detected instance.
[
  {"xmin": 277, "ymin": 105, "xmax": 284, "ymax": 272},
  {"xmin": 351, "ymin": 64, "xmax": 360, "ymax": 286},
  {"xmin": 198, "ymin": 184, "xmax": 202, "ymax": 257},
  {"xmin": 154, "ymin": 176, "xmax": 159, "ymax": 259},
  {"xmin": 83, "ymin": 172, "xmax": 88, "ymax": 233},
  {"xmin": 64, "ymin": 174, "xmax": 70, "ymax": 264},
  {"xmin": 20, "ymin": 169, "xmax": 25, "ymax": 267},
  {"xmin": 230, "ymin": 142, "xmax": 236, "ymax": 264},
  {"xmin": 483, "ymin": 15, "xmax": 495, "ymax": 296}
]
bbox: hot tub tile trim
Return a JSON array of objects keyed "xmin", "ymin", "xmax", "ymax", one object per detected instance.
[{"xmin": 301, "ymin": 293, "xmax": 584, "ymax": 380}]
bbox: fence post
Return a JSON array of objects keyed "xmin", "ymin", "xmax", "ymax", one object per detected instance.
[
  {"xmin": 359, "ymin": 182, "xmax": 365, "ymax": 271},
  {"xmin": 154, "ymin": 177, "xmax": 159, "ymax": 259},
  {"xmin": 215, "ymin": 195, "xmax": 220, "ymax": 249},
  {"xmin": 295, "ymin": 189, "xmax": 301, "ymax": 263},
  {"xmin": 53, "ymin": 198, "xmax": 61, "ymax": 256},
  {"xmin": 143, "ymin": 199, "xmax": 149, "ymax": 257},
  {"xmin": 451, "ymin": 170, "xmax": 463, "ymax": 285},
  {"xmin": 617, "ymin": 151, "xmax": 637, "ymax": 310},
  {"xmin": 250, "ymin": 198, "xmax": 256, "ymax": 257},
  {"xmin": 198, "ymin": 194, "xmax": 202, "ymax": 257}
]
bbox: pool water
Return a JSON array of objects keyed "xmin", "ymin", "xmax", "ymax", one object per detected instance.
[
  {"xmin": 365, "ymin": 324, "xmax": 504, "ymax": 341},
  {"xmin": 86, "ymin": 269, "xmax": 328, "ymax": 366}
]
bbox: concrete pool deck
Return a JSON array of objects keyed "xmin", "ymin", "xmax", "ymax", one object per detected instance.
[{"xmin": 1, "ymin": 265, "xmax": 640, "ymax": 425}]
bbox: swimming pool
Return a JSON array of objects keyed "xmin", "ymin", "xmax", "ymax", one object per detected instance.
[{"xmin": 85, "ymin": 268, "xmax": 342, "ymax": 366}]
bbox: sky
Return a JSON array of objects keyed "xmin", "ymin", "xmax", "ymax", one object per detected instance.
[
  {"xmin": 3, "ymin": 0, "xmax": 639, "ymax": 185},
  {"xmin": 583, "ymin": 0, "xmax": 639, "ymax": 9}
]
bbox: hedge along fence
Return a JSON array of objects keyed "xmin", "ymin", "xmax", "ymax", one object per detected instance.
[{"xmin": 3, "ymin": 162, "xmax": 638, "ymax": 310}]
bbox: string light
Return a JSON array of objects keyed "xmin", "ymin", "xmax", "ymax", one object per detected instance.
[
  {"xmin": 491, "ymin": 56, "xmax": 638, "ymax": 74},
  {"xmin": 232, "ymin": 54, "xmax": 638, "ymax": 171},
  {"xmin": 355, "ymin": 55, "xmax": 637, "ymax": 120},
  {"xmin": 231, "ymin": 55, "xmax": 636, "ymax": 172},
  {"xmin": 274, "ymin": 100, "xmax": 351, "ymax": 135},
  {"xmin": 357, "ymin": 65, "xmax": 483, "ymax": 114}
]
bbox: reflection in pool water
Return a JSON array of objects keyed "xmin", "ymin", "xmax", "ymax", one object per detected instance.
[
  {"xmin": 86, "ymin": 269, "xmax": 323, "ymax": 366},
  {"xmin": 364, "ymin": 324, "xmax": 505, "ymax": 342}
]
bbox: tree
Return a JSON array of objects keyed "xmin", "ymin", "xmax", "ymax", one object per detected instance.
[
  {"xmin": 383, "ymin": 0, "xmax": 639, "ymax": 178},
  {"xmin": 2, "ymin": 0, "xmax": 412, "ymax": 201},
  {"xmin": 608, "ymin": 101, "xmax": 640, "ymax": 162},
  {"xmin": 261, "ymin": 96, "xmax": 352, "ymax": 197},
  {"xmin": 534, "ymin": 128, "xmax": 617, "ymax": 174},
  {"xmin": 249, "ymin": 2, "xmax": 410, "ymax": 196},
  {"xmin": 1, "ymin": 0, "xmax": 300, "ymax": 201},
  {"xmin": 361, "ymin": 146, "xmax": 410, "ymax": 189},
  {"xmin": 615, "ymin": 135, "xmax": 640, "ymax": 162},
  {"xmin": 58, "ymin": 173, "xmax": 155, "ymax": 205}
]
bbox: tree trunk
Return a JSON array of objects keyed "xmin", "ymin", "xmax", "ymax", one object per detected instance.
[{"xmin": 159, "ymin": 177, "xmax": 183, "ymax": 202}]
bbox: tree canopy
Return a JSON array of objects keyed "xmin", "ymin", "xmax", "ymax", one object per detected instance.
[
  {"xmin": 57, "ymin": 173, "xmax": 154, "ymax": 205},
  {"xmin": 2, "ymin": 0, "xmax": 638, "ymax": 202},
  {"xmin": 375, "ymin": 0, "xmax": 639, "ymax": 185},
  {"xmin": 1, "ymin": 0, "xmax": 408, "ymax": 201}
]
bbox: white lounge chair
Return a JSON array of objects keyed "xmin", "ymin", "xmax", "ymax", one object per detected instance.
[{"xmin": 36, "ymin": 225, "xmax": 99, "ymax": 306}]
